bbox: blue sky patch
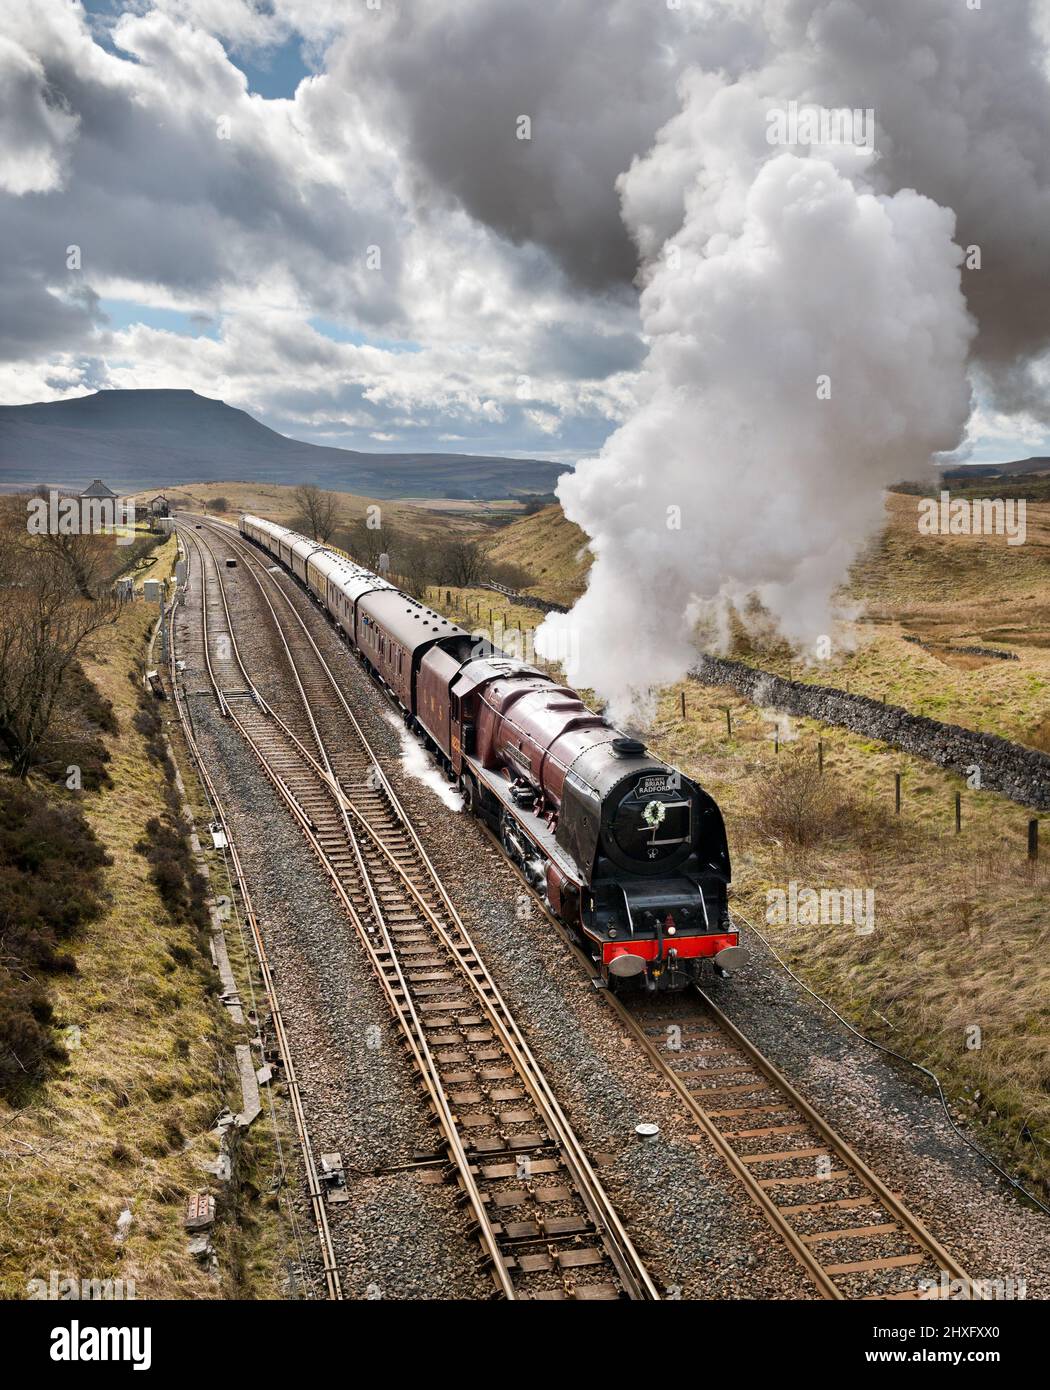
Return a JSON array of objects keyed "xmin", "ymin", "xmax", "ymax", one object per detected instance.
[
  {"xmin": 100, "ymin": 299, "xmax": 221, "ymax": 340},
  {"xmin": 309, "ymin": 318, "xmax": 423, "ymax": 355}
]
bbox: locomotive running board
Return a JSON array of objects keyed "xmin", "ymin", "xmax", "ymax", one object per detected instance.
[{"xmin": 471, "ymin": 763, "xmax": 578, "ymax": 880}]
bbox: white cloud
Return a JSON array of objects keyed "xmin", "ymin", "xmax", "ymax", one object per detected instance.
[
  {"xmin": 0, "ymin": 33, "xmax": 78, "ymax": 195},
  {"xmin": 3, "ymin": 0, "xmax": 1050, "ymax": 476},
  {"xmin": 0, "ymin": 1, "xmax": 645, "ymax": 457}
]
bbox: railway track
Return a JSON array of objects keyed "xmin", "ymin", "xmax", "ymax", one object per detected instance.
[
  {"xmin": 347, "ymin": 534, "xmax": 982, "ymax": 1301},
  {"xmin": 176, "ymin": 519, "xmax": 659, "ymax": 1301},
  {"xmin": 164, "ymin": 555, "xmax": 343, "ymax": 1300},
  {"xmin": 480, "ymin": 826, "xmax": 981, "ymax": 1299},
  {"xmin": 182, "ymin": 516, "xmax": 976, "ymax": 1302},
  {"xmin": 465, "ymin": 809, "xmax": 980, "ymax": 1300},
  {"xmin": 616, "ymin": 990, "xmax": 978, "ymax": 1300}
]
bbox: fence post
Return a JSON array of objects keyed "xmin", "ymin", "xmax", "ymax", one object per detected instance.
[
  {"xmin": 955, "ymin": 792, "xmax": 961, "ymax": 833},
  {"xmin": 774, "ymin": 728, "xmax": 780, "ymax": 755},
  {"xmin": 680, "ymin": 690, "xmax": 686, "ymax": 719},
  {"xmin": 895, "ymin": 772, "xmax": 901, "ymax": 814},
  {"xmin": 818, "ymin": 739, "xmax": 824, "ymax": 774},
  {"xmin": 1028, "ymin": 819, "xmax": 1038, "ymax": 861},
  {"xmin": 725, "ymin": 707, "xmax": 732, "ymax": 739}
]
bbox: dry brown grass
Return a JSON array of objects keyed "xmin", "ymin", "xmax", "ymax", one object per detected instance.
[
  {"xmin": 0, "ymin": 545, "xmax": 291, "ymax": 1298},
  {"xmin": 645, "ymin": 679, "xmax": 1050, "ymax": 1193},
  {"xmin": 482, "ymin": 503, "xmax": 591, "ymax": 606}
]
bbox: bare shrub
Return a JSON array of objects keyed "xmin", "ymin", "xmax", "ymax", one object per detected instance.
[
  {"xmin": 432, "ymin": 538, "xmax": 485, "ymax": 588},
  {"xmin": 750, "ymin": 749, "xmax": 843, "ymax": 847},
  {"xmin": 486, "ymin": 558, "xmax": 537, "ymax": 590},
  {"xmin": 0, "ymin": 778, "xmax": 110, "ymax": 1095}
]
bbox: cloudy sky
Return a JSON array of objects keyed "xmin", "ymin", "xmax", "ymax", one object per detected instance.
[{"xmin": 2, "ymin": 0, "xmax": 1050, "ymax": 466}]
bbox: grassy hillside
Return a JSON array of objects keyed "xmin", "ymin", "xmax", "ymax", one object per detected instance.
[
  {"xmin": 0, "ymin": 538, "xmax": 289, "ymax": 1298},
  {"xmin": 482, "ymin": 503, "xmax": 591, "ymax": 606},
  {"xmin": 768, "ymin": 492, "xmax": 1050, "ymax": 753},
  {"xmin": 648, "ymin": 680, "xmax": 1050, "ymax": 1193},
  {"xmin": 480, "ymin": 491, "xmax": 1050, "ymax": 750}
]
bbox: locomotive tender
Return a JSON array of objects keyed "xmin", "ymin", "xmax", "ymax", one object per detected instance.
[{"xmin": 238, "ymin": 514, "xmax": 737, "ymax": 989}]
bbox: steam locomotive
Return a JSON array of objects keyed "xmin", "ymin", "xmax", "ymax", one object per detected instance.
[{"xmin": 239, "ymin": 513, "xmax": 737, "ymax": 990}]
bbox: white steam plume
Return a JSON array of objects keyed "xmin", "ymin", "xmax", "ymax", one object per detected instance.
[{"xmin": 536, "ymin": 76, "xmax": 975, "ymax": 721}]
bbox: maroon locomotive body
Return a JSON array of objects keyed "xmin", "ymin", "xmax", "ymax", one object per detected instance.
[
  {"xmin": 415, "ymin": 647, "xmax": 735, "ymax": 988},
  {"xmin": 241, "ymin": 514, "xmax": 736, "ymax": 990}
]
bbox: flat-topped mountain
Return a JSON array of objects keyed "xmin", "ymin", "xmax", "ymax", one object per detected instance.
[{"xmin": 0, "ymin": 389, "xmax": 568, "ymax": 500}]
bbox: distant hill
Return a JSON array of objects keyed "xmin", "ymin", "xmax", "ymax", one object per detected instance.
[
  {"xmin": 942, "ymin": 456, "xmax": 1050, "ymax": 480},
  {"xmin": 0, "ymin": 389, "xmax": 569, "ymax": 500}
]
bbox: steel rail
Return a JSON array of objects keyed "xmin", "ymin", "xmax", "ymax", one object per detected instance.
[
  {"xmin": 182, "ymin": 519, "xmax": 657, "ymax": 1300},
  {"xmin": 210, "ymin": 518, "xmax": 660, "ymax": 1301},
  {"xmin": 182, "ymin": 523, "xmax": 516, "ymax": 1297},
  {"xmin": 382, "ymin": 539, "xmax": 986, "ymax": 1303},
  {"xmin": 168, "ymin": 533, "xmax": 343, "ymax": 1299},
  {"xmin": 695, "ymin": 985, "xmax": 979, "ymax": 1297},
  {"xmin": 471, "ymin": 813, "xmax": 978, "ymax": 1302}
]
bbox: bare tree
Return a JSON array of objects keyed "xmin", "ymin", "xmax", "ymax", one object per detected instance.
[
  {"xmin": 0, "ymin": 531, "xmax": 118, "ymax": 777},
  {"xmin": 293, "ymin": 484, "xmax": 340, "ymax": 542},
  {"xmin": 394, "ymin": 537, "xmax": 433, "ymax": 598},
  {"xmin": 209, "ymin": 497, "xmax": 230, "ymax": 514},
  {"xmin": 336, "ymin": 518, "xmax": 399, "ymax": 571},
  {"xmin": 36, "ymin": 530, "xmax": 109, "ymax": 600},
  {"xmin": 436, "ymin": 538, "xmax": 485, "ymax": 588}
]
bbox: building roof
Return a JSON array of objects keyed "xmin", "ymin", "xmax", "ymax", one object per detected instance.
[{"xmin": 80, "ymin": 479, "xmax": 118, "ymax": 498}]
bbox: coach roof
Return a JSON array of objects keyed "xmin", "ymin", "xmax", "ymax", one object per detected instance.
[{"xmin": 358, "ymin": 586, "xmax": 470, "ymax": 651}]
